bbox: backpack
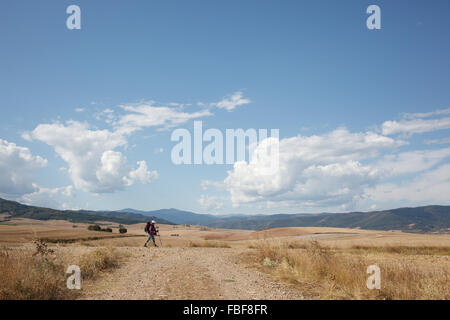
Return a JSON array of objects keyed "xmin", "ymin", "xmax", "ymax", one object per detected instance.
[{"xmin": 144, "ymin": 223, "xmax": 150, "ymax": 233}]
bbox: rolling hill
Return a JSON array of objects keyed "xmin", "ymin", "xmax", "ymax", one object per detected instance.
[
  {"xmin": 1, "ymin": 197, "xmax": 449, "ymax": 233},
  {"xmin": 0, "ymin": 198, "xmax": 174, "ymax": 225},
  {"xmin": 120, "ymin": 206, "xmax": 450, "ymax": 233},
  {"xmin": 119, "ymin": 208, "xmax": 218, "ymax": 225},
  {"xmin": 204, "ymin": 206, "xmax": 450, "ymax": 233}
]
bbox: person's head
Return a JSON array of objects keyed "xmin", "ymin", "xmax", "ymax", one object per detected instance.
[{"xmin": 151, "ymin": 220, "xmax": 156, "ymax": 224}]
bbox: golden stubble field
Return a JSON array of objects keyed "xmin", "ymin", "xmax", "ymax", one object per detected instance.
[{"xmin": 0, "ymin": 218, "xmax": 449, "ymax": 300}]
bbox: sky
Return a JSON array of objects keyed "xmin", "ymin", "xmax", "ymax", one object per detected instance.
[{"xmin": 1, "ymin": 0, "xmax": 450, "ymax": 215}]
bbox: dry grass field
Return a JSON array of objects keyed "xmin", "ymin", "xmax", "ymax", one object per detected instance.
[
  {"xmin": 0, "ymin": 219, "xmax": 143, "ymax": 245},
  {"xmin": 0, "ymin": 217, "xmax": 449, "ymax": 300}
]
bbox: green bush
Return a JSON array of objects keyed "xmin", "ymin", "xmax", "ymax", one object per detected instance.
[
  {"xmin": 88, "ymin": 225, "xmax": 101, "ymax": 231},
  {"xmin": 88, "ymin": 225, "xmax": 114, "ymax": 232},
  {"xmin": 119, "ymin": 228, "xmax": 127, "ymax": 234}
]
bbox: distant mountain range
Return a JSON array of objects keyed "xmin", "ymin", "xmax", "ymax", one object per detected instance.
[
  {"xmin": 206, "ymin": 207, "xmax": 450, "ymax": 233},
  {"xmin": 0, "ymin": 198, "xmax": 173, "ymax": 225},
  {"xmin": 120, "ymin": 206, "xmax": 450, "ymax": 233},
  {"xmin": 1, "ymin": 197, "xmax": 449, "ymax": 233},
  {"xmin": 119, "ymin": 208, "xmax": 218, "ymax": 225}
]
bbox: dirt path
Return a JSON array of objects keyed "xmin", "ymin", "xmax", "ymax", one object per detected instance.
[{"xmin": 82, "ymin": 247, "xmax": 304, "ymax": 300}]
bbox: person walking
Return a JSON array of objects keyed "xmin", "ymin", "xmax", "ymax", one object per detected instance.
[{"xmin": 144, "ymin": 220, "xmax": 159, "ymax": 247}]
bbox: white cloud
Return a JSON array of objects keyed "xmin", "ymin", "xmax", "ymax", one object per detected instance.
[
  {"xmin": 223, "ymin": 128, "xmax": 403, "ymax": 208},
  {"xmin": 21, "ymin": 132, "xmax": 33, "ymax": 142},
  {"xmin": 95, "ymin": 108, "xmax": 117, "ymax": 124},
  {"xmin": 425, "ymin": 137, "xmax": 450, "ymax": 145},
  {"xmin": 209, "ymin": 91, "xmax": 251, "ymax": 111},
  {"xmin": 365, "ymin": 164, "xmax": 450, "ymax": 205},
  {"xmin": 198, "ymin": 194, "xmax": 225, "ymax": 211},
  {"xmin": 0, "ymin": 139, "xmax": 47, "ymax": 196},
  {"xmin": 376, "ymin": 147, "xmax": 450, "ymax": 176},
  {"xmin": 61, "ymin": 185, "xmax": 75, "ymax": 197},
  {"xmin": 128, "ymin": 160, "xmax": 158, "ymax": 184},
  {"xmin": 201, "ymin": 180, "xmax": 225, "ymax": 191},
  {"xmin": 382, "ymin": 108, "xmax": 450, "ymax": 136},
  {"xmin": 27, "ymin": 98, "xmax": 218, "ymax": 196},
  {"xmin": 6, "ymin": 93, "xmax": 251, "ymax": 203},
  {"xmin": 217, "ymin": 108, "xmax": 450, "ymax": 210},
  {"xmin": 403, "ymin": 107, "xmax": 450, "ymax": 119},
  {"xmin": 95, "ymin": 150, "xmax": 131, "ymax": 191},
  {"xmin": 19, "ymin": 185, "xmax": 74, "ymax": 209},
  {"xmin": 382, "ymin": 117, "xmax": 450, "ymax": 135},
  {"xmin": 116, "ymin": 103, "xmax": 212, "ymax": 134},
  {"xmin": 31, "ymin": 121, "xmax": 157, "ymax": 194}
]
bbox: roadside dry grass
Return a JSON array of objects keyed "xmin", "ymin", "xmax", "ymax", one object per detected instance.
[
  {"xmin": 77, "ymin": 247, "xmax": 122, "ymax": 280},
  {"xmin": 0, "ymin": 240, "xmax": 123, "ymax": 300},
  {"xmin": 348, "ymin": 245, "xmax": 450, "ymax": 256},
  {"xmin": 188, "ymin": 240, "xmax": 231, "ymax": 248},
  {"xmin": 247, "ymin": 240, "xmax": 309, "ymax": 249},
  {"xmin": 0, "ymin": 240, "xmax": 74, "ymax": 300},
  {"xmin": 250, "ymin": 240, "xmax": 450, "ymax": 300}
]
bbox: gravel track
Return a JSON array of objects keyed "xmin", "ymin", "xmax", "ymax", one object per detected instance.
[{"xmin": 82, "ymin": 247, "xmax": 304, "ymax": 300}]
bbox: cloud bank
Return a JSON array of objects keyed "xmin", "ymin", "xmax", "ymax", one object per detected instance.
[{"xmin": 205, "ymin": 109, "xmax": 450, "ymax": 211}]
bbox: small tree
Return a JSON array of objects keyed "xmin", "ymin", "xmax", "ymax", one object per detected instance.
[{"xmin": 119, "ymin": 227, "xmax": 127, "ymax": 234}]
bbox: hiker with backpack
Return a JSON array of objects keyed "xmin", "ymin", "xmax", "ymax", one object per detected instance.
[{"xmin": 144, "ymin": 220, "xmax": 159, "ymax": 247}]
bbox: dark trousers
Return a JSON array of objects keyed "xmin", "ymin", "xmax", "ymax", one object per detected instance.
[{"xmin": 145, "ymin": 233, "xmax": 156, "ymax": 246}]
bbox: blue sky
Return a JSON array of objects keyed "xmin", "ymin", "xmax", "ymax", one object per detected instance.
[{"xmin": 1, "ymin": 0, "xmax": 449, "ymax": 214}]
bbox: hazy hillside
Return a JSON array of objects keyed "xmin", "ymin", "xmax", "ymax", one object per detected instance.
[
  {"xmin": 1, "ymin": 197, "xmax": 449, "ymax": 233},
  {"xmin": 0, "ymin": 198, "xmax": 174, "ymax": 225},
  {"xmin": 121, "ymin": 206, "xmax": 450, "ymax": 233},
  {"xmin": 119, "ymin": 208, "xmax": 217, "ymax": 225},
  {"xmin": 206, "ymin": 206, "xmax": 450, "ymax": 233}
]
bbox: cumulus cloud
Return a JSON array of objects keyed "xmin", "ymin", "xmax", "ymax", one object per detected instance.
[
  {"xmin": 223, "ymin": 128, "xmax": 403, "ymax": 208},
  {"xmin": 25, "ymin": 98, "xmax": 220, "ymax": 196},
  {"xmin": 31, "ymin": 121, "xmax": 157, "ymax": 194},
  {"xmin": 0, "ymin": 139, "xmax": 47, "ymax": 196},
  {"xmin": 216, "ymin": 107, "xmax": 450, "ymax": 210},
  {"xmin": 128, "ymin": 161, "xmax": 158, "ymax": 184},
  {"xmin": 209, "ymin": 91, "xmax": 251, "ymax": 111}
]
